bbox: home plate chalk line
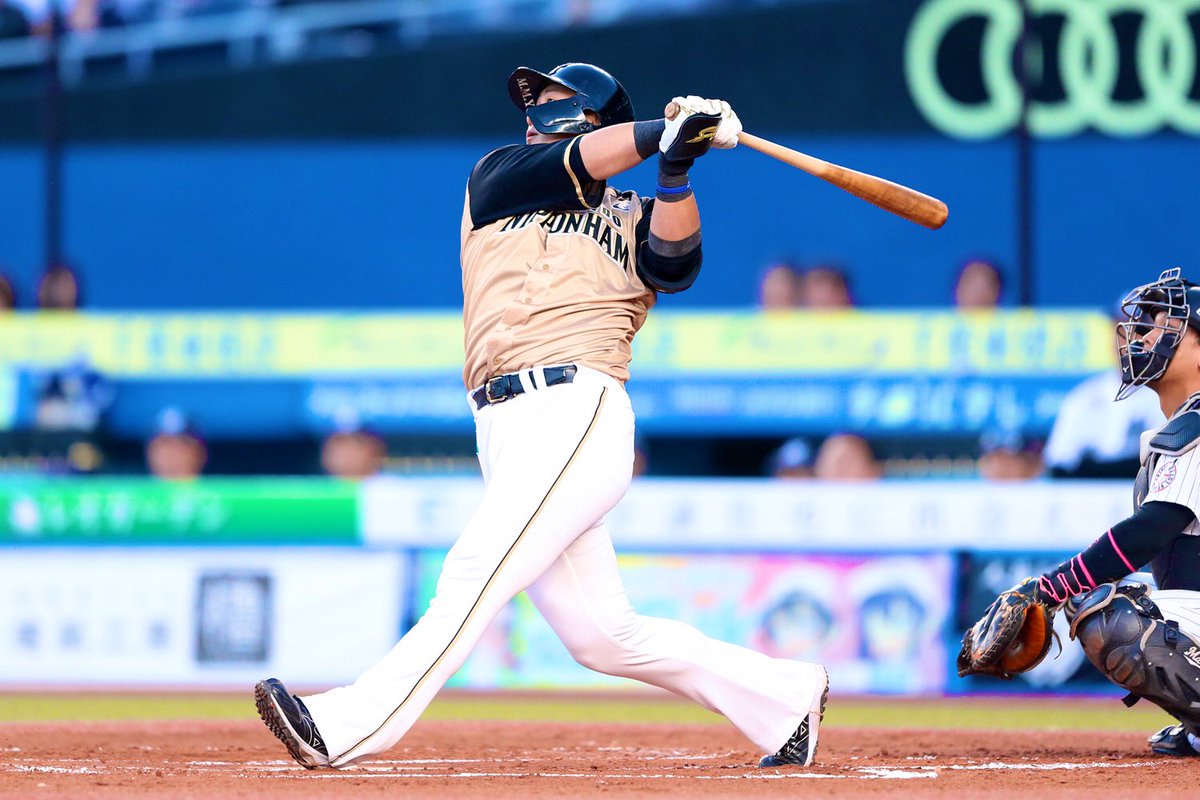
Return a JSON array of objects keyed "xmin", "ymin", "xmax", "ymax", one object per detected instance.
[{"xmin": 0, "ymin": 755, "xmax": 1164, "ymax": 782}]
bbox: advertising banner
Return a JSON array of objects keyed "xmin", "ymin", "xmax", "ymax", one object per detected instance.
[
  {"xmin": 0, "ymin": 479, "xmax": 359, "ymax": 545},
  {"xmin": 0, "ymin": 548, "xmax": 406, "ymax": 685},
  {"xmin": 363, "ymin": 477, "xmax": 1130, "ymax": 553},
  {"xmin": 0, "ymin": 311, "xmax": 1113, "ymax": 379},
  {"xmin": 415, "ymin": 551, "xmax": 954, "ymax": 694},
  {"xmin": 0, "ymin": 310, "xmax": 1114, "ymax": 435}
]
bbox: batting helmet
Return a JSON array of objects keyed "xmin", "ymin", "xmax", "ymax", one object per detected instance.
[
  {"xmin": 1116, "ymin": 267, "xmax": 1200, "ymax": 399},
  {"xmin": 507, "ymin": 63, "xmax": 635, "ymax": 135}
]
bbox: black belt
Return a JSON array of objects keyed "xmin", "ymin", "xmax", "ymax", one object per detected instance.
[{"xmin": 472, "ymin": 365, "xmax": 578, "ymax": 410}]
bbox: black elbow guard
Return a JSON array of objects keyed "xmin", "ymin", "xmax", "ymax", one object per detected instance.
[{"xmin": 637, "ymin": 243, "xmax": 702, "ymax": 294}]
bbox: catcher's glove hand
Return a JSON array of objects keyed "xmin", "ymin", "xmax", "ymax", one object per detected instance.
[{"xmin": 956, "ymin": 577, "xmax": 1061, "ymax": 679}]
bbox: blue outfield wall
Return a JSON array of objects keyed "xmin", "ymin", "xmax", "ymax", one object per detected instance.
[
  {"xmin": 2, "ymin": 135, "xmax": 1197, "ymax": 310},
  {"xmin": 0, "ymin": 148, "xmax": 45, "ymax": 296}
]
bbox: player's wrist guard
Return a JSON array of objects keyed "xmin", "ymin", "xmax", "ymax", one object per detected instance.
[
  {"xmin": 657, "ymin": 154, "xmax": 692, "ymax": 202},
  {"xmin": 634, "ymin": 119, "xmax": 667, "ymax": 160}
]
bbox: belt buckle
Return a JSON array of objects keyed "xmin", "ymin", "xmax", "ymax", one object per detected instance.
[{"xmin": 484, "ymin": 375, "xmax": 510, "ymax": 405}]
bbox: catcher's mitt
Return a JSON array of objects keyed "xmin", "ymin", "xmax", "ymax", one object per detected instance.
[{"xmin": 956, "ymin": 577, "xmax": 1060, "ymax": 679}]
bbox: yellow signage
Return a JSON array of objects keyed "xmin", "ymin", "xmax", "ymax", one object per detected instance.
[{"xmin": 0, "ymin": 310, "xmax": 1115, "ymax": 377}]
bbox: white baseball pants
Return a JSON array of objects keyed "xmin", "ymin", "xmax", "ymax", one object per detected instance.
[
  {"xmin": 301, "ymin": 365, "xmax": 824, "ymax": 767},
  {"xmin": 1149, "ymin": 590, "xmax": 1200, "ymax": 640}
]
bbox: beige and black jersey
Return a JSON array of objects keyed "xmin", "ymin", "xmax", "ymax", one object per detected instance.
[{"xmin": 459, "ymin": 136, "xmax": 700, "ymax": 390}]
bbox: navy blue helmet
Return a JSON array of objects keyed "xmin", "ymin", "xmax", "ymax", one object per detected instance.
[
  {"xmin": 507, "ymin": 63, "xmax": 635, "ymax": 135},
  {"xmin": 1116, "ymin": 268, "xmax": 1200, "ymax": 399}
]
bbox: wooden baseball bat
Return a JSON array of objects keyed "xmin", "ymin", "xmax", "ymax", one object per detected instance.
[{"xmin": 664, "ymin": 102, "xmax": 949, "ymax": 230}]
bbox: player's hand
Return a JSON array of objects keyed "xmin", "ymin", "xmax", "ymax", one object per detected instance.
[
  {"xmin": 710, "ymin": 100, "xmax": 741, "ymax": 150},
  {"xmin": 955, "ymin": 577, "xmax": 1060, "ymax": 680},
  {"xmin": 659, "ymin": 96, "xmax": 724, "ymax": 164}
]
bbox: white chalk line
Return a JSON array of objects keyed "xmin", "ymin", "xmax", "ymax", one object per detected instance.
[
  {"xmin": 945, "ymin": 761, "xmax": 1159, "ymax": 771},
  {"xmin": 0, "ymin": 755, "xmax": 1168, "ymax": 783}
]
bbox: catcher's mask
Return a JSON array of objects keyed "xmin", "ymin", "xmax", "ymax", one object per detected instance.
[
  {"xmin": 507, "ymin": 62, "xmax": 634, "ymax": 135},
  {"xmin": 1116, "ymin": 267, "xmax": 1200, "ymax": 400}
]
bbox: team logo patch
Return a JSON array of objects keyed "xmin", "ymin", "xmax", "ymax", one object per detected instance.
[
  {"xmin": 1185, "ymin": 645, "xmax": 1200, "ymax": 671},
  {"xmin": 1150, "ymin": 459, "xmax": 1178, "ymax": 493}
]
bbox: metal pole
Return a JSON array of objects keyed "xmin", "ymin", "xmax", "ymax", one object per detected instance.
[
  {"xmin": 1015, "ymin": 0, "xmax": 1035, "ymax": 306},
  {"xmin": 43, "ymin": 3, "xmax": 64, "ymax": 270}
]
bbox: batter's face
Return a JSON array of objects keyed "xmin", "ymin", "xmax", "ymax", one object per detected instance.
[{"xmin": 525, "ymin": 85, "xmax": 601, "ymax": 145}]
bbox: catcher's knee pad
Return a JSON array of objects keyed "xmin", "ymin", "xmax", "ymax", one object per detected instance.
[{"xmin": 1066, "ymin": 582, "xmax": 1200, "ymax": 730}]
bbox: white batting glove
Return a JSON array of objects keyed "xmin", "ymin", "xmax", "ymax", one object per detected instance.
[{"xmin": 710, "ymin": 100, "xmax": 741, "ymax": 149}]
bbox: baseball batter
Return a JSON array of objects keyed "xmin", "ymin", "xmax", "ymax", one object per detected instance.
[
  {"xmin": 962, "ymin": 267, "xmax": 1200, "ymax": 757},
  {"xmin": 255, "ymin": 63, "xmax": 829, "ymax": 770}
]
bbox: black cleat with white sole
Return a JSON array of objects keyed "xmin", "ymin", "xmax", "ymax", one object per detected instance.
[
  {"xmin": 254, "ymin": 678, "xmax": 331, "ymax": 769},
  {"xmin": 759, "ymin": 665, "xmax": 829, "ymax": 768},
  {"xmin": 1149, "ymin": 724, "xmax": 1200, "ymax": 757}
]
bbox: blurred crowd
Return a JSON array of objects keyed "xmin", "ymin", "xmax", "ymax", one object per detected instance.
[
  {"xmin": 2, "ymin": 262, "xmax": 392, "ymax": 481},
  {"xmin": 752, "ymin": 256, "xmax": 1162, "ymax": 484},
  {"xmin": 0, "ymin": 251, "xmax": 1155, "ymax": 485},
  {"xmin": 0, "ymin": 0, "xmax": 802, "ymax": 41},
  {"xmin": 755, "ymin": 256, "xmax": 1003, "ymax": 312}
]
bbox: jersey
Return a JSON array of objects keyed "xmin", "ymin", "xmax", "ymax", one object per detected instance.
[
  {"xmin": 459, "ymin": 137, "xmax": 658, "ymax": 390},
  {"xmin": 1134, "ymin": 392, "xmax": 1200, "ymax": 590}
]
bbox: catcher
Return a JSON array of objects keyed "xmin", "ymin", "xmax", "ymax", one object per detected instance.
[{"xmin": 958, "ymin": 268, "xmax": 1200, "ymax": 758}]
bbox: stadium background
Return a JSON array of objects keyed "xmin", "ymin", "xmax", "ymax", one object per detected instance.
[{"xmin": 1, "ymin": 0, "xmax": 1197, "ymax": 701}]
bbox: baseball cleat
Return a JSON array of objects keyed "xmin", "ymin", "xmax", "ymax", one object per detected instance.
[
  {"xmin": 1148, "ymin": 724, "xmax": 1200, "ymax": 757},
  {"xmin": 255, "ymin": 678, "xmax": 331, "ymax": 769},
  {"xmin": 758, "ymin": 664, "xmax": 828, "ymax": 768}
]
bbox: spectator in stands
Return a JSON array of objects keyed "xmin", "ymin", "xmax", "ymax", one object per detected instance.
[
  {"xmin": 1043, "ymin": 304, "xmax": 1164, "ymax": 479},
  {"xmin": 146, "ymin": 407, "xmax": 207, "ymax": 480},
  {"xmin": 34, "ymin": 356, "xmax": 113, "ymax": 431},
  {"xmin": 321, "ymin": 411, "xmax": 386, "ymax": 479},
  {"xmin": 0, "ymin": 274, "xmax": 15, "ymax": 310},
  {"xmin": 7, "ymin": 0, "xmax": 48, "ymax": 34},
  {"xmin": 37, "ymin": 263, "xmax": 80, "ymax": 310},
  {"xmin": 68, "ymin": 0, "xmax": 126, "ymax": 31},
  {"xmin": 767, "ymin": 436, "xmax": 814, "ymax": 479},
  {"xmin": 954, "ymin": 258, "xmax": 1003, "ymax": 310},
  {"xmin": 813, "ymin": 433, "xmax": 881, "ymax": 481},
  {"xmin": 0, "ymin": 0, "xmax": 31, "ymax": 39},
  {"xmin": 800, "ymin": 263, "xmax": 853, "ymax": 310},
  {"xmin": 757, "ymin": 261, "xmax": 803, "ymax": 310},
  {"xmin": 977, "ymin": 427, "xmax": 1042, "ymax": 481}
]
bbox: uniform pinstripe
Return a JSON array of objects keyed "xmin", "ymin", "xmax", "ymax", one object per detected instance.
[{"xmin": 1136, "ymin": 394, "xmax": 1200, "ymax": 637}]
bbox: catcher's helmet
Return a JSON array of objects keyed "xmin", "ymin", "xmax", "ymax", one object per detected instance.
[
  {"xmin": 1116, "ymin": 267, "xmax": 1200, "ymax": 399},
  {"xmin": 507, "ymin": 63, "xmax": 634, "ymax": 135}
]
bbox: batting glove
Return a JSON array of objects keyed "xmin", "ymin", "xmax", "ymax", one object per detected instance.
[
  {"xmin": 659, "ymin": 95, "xmax": 723, "ymax": 165},
  {"xmin": 711, "ymin": 100, "xmax": 741, "ymax": 149}
]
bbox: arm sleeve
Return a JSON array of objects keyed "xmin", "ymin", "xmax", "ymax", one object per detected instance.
[
  {"xmin": 467, "ymin": 139, "xmax": 605, "ymax": 229},
  {"xmin": 633, "ymin": 198, "xmax": 703, "ymax": 294},
  {"xmin": 1038, "ymin": 500, "xmax": 1196, "ymax": 603}
]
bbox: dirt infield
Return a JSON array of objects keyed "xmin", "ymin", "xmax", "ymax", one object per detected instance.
[{"xmin": 0, "ymin": 719, "xmax": 1195, "ymax": 799}]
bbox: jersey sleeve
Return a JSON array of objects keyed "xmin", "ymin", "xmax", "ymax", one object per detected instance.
[
  {"xmin": 467, "ymin": 139, "xmax": 605, "ymax": 229},
  {"xmin": 1143, "ymin": 449, "xmax": 1200, "ymax": 530}
]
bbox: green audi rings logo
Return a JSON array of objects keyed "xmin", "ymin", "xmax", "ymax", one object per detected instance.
[{"xmin": 905, "ymin": 0, "xmax": 1200, "ymax": 138}]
